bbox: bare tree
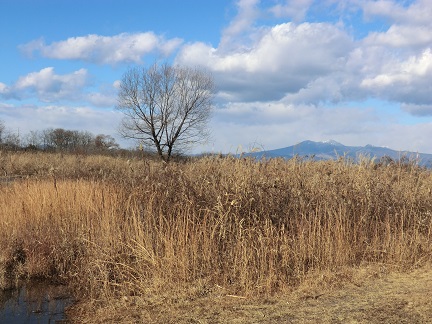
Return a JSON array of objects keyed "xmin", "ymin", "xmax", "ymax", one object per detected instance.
[
  {"xmin": 41, "ymin": 128, "xmax": 95, "ymax": 151},
  {"xmin": 94, "ymin": 134, "xmax": 119, "ymax": 150},
  {"xmin": 25, "ymin": 130, "xmax": 44, "ymax": 149},
  {"xmin": 2, "ymin": 129, "xmax": 21, "ymax": 148},
  {"xmin": 116, "ymin": 62, "xmax": 214, "ymax": 162}
]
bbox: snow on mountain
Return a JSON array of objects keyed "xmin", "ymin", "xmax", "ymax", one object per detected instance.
[{"xmin": 321, "ymin": 140, "xmax": 344, "ymax": 146}]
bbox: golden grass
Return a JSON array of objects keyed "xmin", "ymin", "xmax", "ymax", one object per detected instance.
[{"xmin": 1, "ymin": 150, "xmax": 432, "ymax": 321}]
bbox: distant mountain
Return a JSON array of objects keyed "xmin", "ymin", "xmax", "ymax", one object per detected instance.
[{"xmin": 246, "ymin": 140, "xmax": 432, "ymax": 167}]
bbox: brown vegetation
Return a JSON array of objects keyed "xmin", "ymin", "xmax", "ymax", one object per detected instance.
[{"xmin": 1, "ymin": 150, "xmax": 432, "ymax": 322}]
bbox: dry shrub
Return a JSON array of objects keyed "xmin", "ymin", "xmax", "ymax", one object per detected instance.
[{"xmin": 1, "ymin": 151, "xmax": 432, "ymax": 305}]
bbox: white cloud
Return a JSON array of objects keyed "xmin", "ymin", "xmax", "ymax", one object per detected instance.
[
  {"xmin": 20, "ymin": 32, "xmax": 183, "ymax": 64},
  {"xmin": 401, "ymin": 103, "xmax": 432, "ymax": 116},
  {"xmin": 0, "ymin": 103, "xmax": 122, "ymax": 139},
  {"xmin": 0, "ymin": 82, "xmax": 7, "ymax": 92},
  {"xmin": 113, "ymin": 80, "xmax": 121, "ymax": 89},
  {"xmin": 219, "ymin": 0, "xmax": 260, "ymax": 51},
  {"xmin": 360, "ymin": 0, "xmax": 432, "ymax": 50},
  {"xmin": 86, "ymin": 92, "xmax": 117, "ymax": 107},
  {"xmin": 0, "ymin": 67, "xmax": 90, "ymax": 102},
  {"xmin": 85, "ymin": 81, "xmax": 120, "ymax": 108},
  {"xmin": 365, "ymin": 25, "xmax": 432, "ymax": 49},
  {"xmin": 175, "ymin": 0, "xmax": 432, "ymax": 114},
  {"xmin": 361, "ymin": 0, "xmax": 432, "ymax": 25},
  {"xmin": 0, "ymin": 68, "xmax": 120, "ymax": 107},
  {"xmin": 361, "ymin": 49, "xmax": 432, "ymax": 104},
  {"xmin": 214, "ymin": 101, "xmax": 303, "ymax": 125},
  {"xmin": 177, "ymin": 22, "xmax": 352, "ymax": 102},
  {"xmin": 269, "ymin": 0, "xmax": 313, "ymax": 22}
]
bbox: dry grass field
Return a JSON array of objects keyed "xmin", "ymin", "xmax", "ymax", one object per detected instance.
[{"xmin": 1, "ymin": 150, "xmax": 432, "ymax": 322}]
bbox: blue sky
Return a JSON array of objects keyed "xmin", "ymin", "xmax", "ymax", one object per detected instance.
[{"xmin": 1, "ymin": 0, "xmax": 432, "ymax": 154}]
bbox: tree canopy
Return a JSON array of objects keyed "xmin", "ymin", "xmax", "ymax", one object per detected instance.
[{"xmin": 116, "ymin": 62, "xmax": 214, "ymax": 162}]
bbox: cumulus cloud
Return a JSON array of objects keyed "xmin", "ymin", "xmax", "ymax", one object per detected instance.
[
  {"xmin": 0, "ymin": 68, "xmax": 120, "ymax": 107},
  {"xmin": 14, "ymin": 0, "xmax": 431, "ymax": 117},
  {"xmin": 178, "ymin": 22, "xmax": 352, "ymax": 102},
  {"xmin": 361, "ymin": 49, "xmax": 432, "ymax": 105},
  {"xmin": 360, "ymin": 0, "xmax": 432, "ymax": 50},
  {"xmin": 361, "ymin": 0, "xmax": 432, "ymax": 25},
  {"xmin": 175, "ymin": 0, "xmax": 432, "ymax": 120},
  {"xmin": 0, "ymin": 67, "xmax": 90, "ymax": 102},
  {"xmin": 20, "ymin": 32, "xmax": 183, "ymax": 64},
  {"xmin": 269, "ymin": 0, "xmax": 313, "ymax": 22},
  {"xmin": 365, "ymin": 25, "xmax": 432, "ymax": 49},
  {"xmin": 219, "ymin": 0, "xmax": 260, "ymax": 51},
  {"xmin": 214, "ymin": 101, "xmax": 303, "ymax": 125}
]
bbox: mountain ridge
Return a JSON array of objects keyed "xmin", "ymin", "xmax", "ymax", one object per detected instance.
[{"xmin": 246, "ymin": 140, "xmax": 432, "ymax": 167}]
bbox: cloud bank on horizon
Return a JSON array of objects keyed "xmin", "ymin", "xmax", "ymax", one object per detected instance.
[{"xmin": 1, "ymin": 0, "xmax": 432, "ymax": 154}]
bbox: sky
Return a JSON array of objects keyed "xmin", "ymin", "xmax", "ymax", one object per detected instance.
[{"xmin": 1, "ymin": 0, "xmax": 432, "ymax": 154}]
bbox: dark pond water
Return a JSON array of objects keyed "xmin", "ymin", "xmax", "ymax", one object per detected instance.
[{"xmin": 0, "ymin": 282, "xmax": 73, "ymax": 323}]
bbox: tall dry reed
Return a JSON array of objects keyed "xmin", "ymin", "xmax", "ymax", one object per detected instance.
[{"xmin": 1, "ymin": 151, "xmax": 432, "ymax": 303}]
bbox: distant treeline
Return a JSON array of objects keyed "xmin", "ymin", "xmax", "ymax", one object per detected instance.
[
  {"xmin": 0, "ymin": 119, "xmax": 121, "ymax": 153},
  {"xmin": 1, "ymin": 127, "xmax": 119, "ymax": 152},
  {"xmin": 0, "ymin": 120, "xmax": 190, "ymax": 161}
]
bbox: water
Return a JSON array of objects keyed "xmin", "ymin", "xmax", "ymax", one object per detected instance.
[{"xmin": 0, "ymin": 282, "xmax": 73, "ymax": 323}]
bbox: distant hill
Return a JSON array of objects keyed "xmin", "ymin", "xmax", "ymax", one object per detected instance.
[{"xmin": 246, "ymin": 140, "xmax": 432, "ymax": 167}]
